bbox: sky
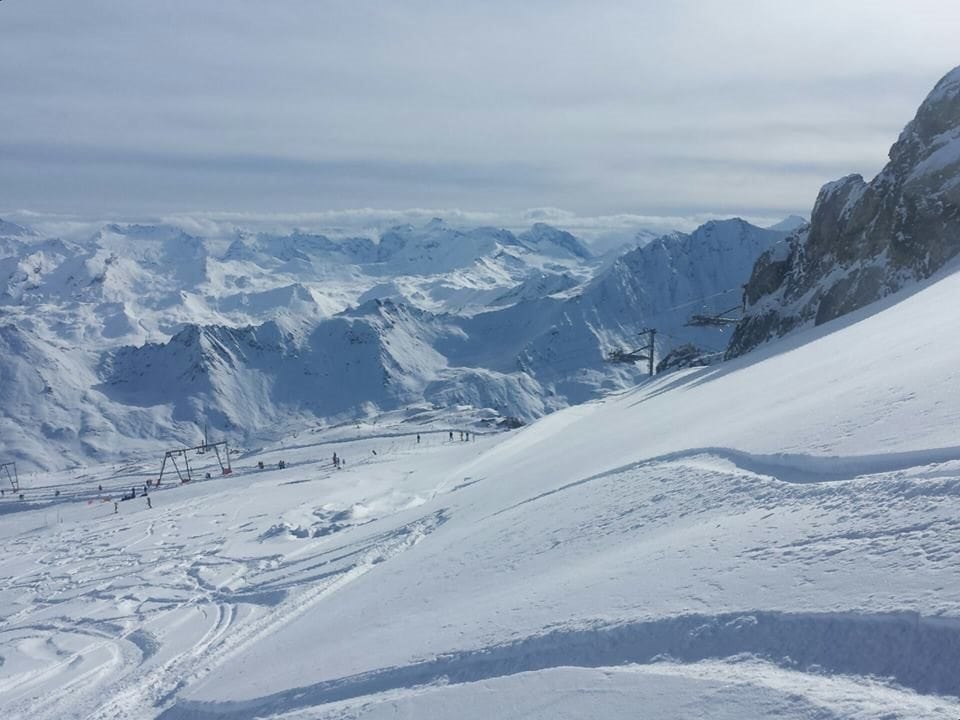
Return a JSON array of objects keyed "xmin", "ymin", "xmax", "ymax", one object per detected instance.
[{"xmin": 1, "ymin": 0, "xmax": 959, "ymax": 237}]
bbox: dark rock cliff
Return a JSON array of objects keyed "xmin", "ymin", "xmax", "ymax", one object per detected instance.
[{"xmin": 728, "ymin": 66, "xmax": 960, "ymax": 357}]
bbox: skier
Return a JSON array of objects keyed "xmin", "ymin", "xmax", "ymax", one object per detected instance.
[
  {"xmin": 333, "ymin": 452, "xmax": 338, "ymax": 467},
  {"xmin": 147, "ymin": 496, "xmax": 152, "ymax": 509},
  {"xmin": 449, "ymin": 431, "xmax": 453, "ymax": 441},
  {"xmin": 416, "ymin": 434, "xmax": 421, "ymax": 444},
  {"xmin": 114, "ymin": 502, "xmax": 118, "ymax": 514}
]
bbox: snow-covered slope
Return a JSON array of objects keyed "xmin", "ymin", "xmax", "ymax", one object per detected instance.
[{"xmin": 3, "ymin": 249, "xmax": 960, "ymax": 719}]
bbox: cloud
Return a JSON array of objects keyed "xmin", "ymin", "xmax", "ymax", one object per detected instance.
[
  {"xmin": 1, "ymin": 0, "xmax": 958, "ymax": 217},
  {"xmin": 1, "ymin": 207, "xmax": 791, "ymax": 254}
]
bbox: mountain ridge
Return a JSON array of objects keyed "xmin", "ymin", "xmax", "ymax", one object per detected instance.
[{"xmin": 729, "ymin": 65, "xmax": 960, "ymax": 356}]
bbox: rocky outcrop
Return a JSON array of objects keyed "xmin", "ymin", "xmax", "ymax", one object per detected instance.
[
  {"xmin": 656, "ymin": 343, "xmax": 712, "ymax": 373},
  {"xmin": 728, "ymin": 65, "xmax": 960, "ymax": 357}
]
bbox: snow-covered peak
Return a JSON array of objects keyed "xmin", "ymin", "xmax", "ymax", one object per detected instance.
[
  {"xmin": 637, "ymin": 217, "xmax": 785, "ymax": 261},
  {"xmin": 766, "ymin": 214, "xmax": 808, "ymax": 233},
  {"xmin": 517, "ymin": 223, "xmax": 592, "ymax": 260},
  {"xmin": 372, "ymin": 221, "xmax": 522, "ymax": 275},
  {"xmin": 589, "ymin": 218, "xmax": 784, "ymax": 322},
  {"xmin": 924, "ymin": 64, "xmax": 960, "ymax": 105},
  {"xmin": 0, "ymin": 218, "xmax": 35, "ymax": 237},
  {"xmin": 889, "ymin": 65, "xmax": 960, "ymax": 175}
]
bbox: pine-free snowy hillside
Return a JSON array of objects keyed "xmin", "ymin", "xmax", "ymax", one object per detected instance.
[
  {"xmin": 1, "ymin": 216, "xmax": 786, "ymax": 470},
  {"xmin": 3, "ymin": 234, "xmax": 960, "ymax": 719},
  {"xmin": 730, "ymin": 64, "xmax": 960, "ymax": 356}
]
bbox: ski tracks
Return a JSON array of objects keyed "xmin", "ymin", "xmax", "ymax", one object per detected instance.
[{"xmin": 84, "ymin": 509, "xmax": 447, "ymax": 719}]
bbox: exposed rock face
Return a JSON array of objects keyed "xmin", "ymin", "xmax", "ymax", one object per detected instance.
[
  {"xmin": 656, "ymin": 343, "xmax": 711, "ymax": 373},
  {"xmin": 728, "ymin": 66, "xmax": 960, "ymax": 357}
]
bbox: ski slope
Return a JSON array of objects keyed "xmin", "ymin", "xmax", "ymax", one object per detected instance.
[{"xmin": 3, "ymin": 264, "xmax": 960, "ymax": 719}]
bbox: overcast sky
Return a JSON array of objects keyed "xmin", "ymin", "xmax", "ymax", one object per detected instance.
[{"xmin": 1, "ymin": 0, "xmax": 958, "ymax": 233}]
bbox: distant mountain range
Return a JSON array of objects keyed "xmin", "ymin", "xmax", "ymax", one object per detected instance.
[{"xmin": 0, "ymin": 214, "xmax": 790, "ymax": 469}]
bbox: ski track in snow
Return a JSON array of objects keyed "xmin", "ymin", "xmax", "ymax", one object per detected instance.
[{"xmin": 1, "ymin": 501, "xmax": 448, "ymax": 720}]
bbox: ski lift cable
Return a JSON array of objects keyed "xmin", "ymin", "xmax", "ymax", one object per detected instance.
[
  {"xmin": 631, "ymin": 287, "xmax": 741, "ymax": 322},
  {"xmin": 500, "ymin": 288, "xmax": 745, "ymax": 368}
]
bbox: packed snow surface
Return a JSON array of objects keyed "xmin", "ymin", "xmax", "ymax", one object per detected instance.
[{"xmin": 3, "ymin": 263, "xmax": 960, "ymax": 718}]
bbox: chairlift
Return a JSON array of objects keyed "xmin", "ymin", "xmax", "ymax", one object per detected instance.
[{"xmin": 686, "ymin": 304, "xmax": 742, "ymax": 327}]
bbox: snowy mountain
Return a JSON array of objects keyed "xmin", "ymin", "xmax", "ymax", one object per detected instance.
[
  {"xmin": 5, "ymin": 226, "xmax": 960, "ymax": 719},
  {"xmin": 516, "ymin": 222, "xmax": 593, "ymax": 260},
  {"xmin": 582, "ymin": 218, "xmax": 787, "ymax": 361},
  {"xmin": 0, "ymin": 218, "xmax": 35, "ymax": 257},
  {"xmin": 0, "ymin": 215, "xmax": 782, "ymax": 470},
  {"xmin": 765, "ymin": 214, "xmax": 808, "ymax": 233},
  {"xmin": 729, "ymin": 65, "xmax": 960, "ymax": 356}
]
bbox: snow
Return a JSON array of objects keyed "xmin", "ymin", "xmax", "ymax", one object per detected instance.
[
  {"xmin": 765, "ymin": 214, "xmax": 808, "ymax": 233},
  {"xmin": 925, "ymin": 64, "xmax": 960, "ymax": 105},
  {"xmin": 1, "ymin": 216, "xmax": 785, "ymax": 470},
  {"xmin": 908, "ymin": 127, "xmax": 960, "ymax": 182},
  {"xmin": 3, "ymin": 256, "xmax": 960, "ymax": 718}
]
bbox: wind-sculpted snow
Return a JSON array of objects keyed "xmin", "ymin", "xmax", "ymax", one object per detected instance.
[{"xmin": 158, "ymin": 611, "xmax": 960, "ymax": 719}]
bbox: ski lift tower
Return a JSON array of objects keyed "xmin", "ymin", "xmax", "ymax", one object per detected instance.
[
  {"xmin": 605, "ymin": 328, "xmax": 658, "ymax": 376},
  {"xmin": 157, "ymin": 440, "xmax": 232, "ymax": 485},
  {"xmin": 0, "ymin": 462, "xmax": 19, "ymax": 493}
]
